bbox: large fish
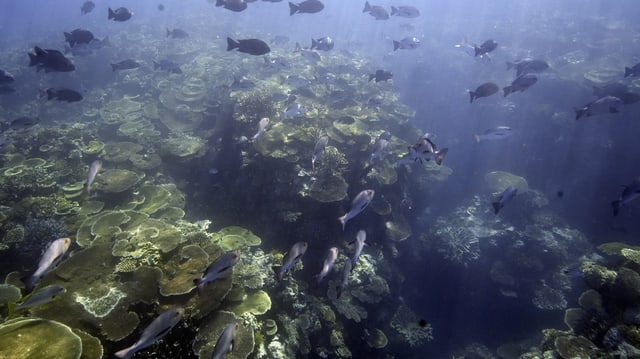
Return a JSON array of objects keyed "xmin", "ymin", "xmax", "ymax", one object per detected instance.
[
  {"xmin": 84, "ymin": 160, "xmax": 102, "ymax": 195},
  {"xmin": 312, "ymin": 136, "xmax": 328, "ymax": 169},
  {"xmin": 289, "ymin": 0, "xmax": 324, "ymax": 15},
  {"xmin": 492, "ymin": 186, "xmax": 517, "ymax": 214},
  {"xmin": 28, "ymin": 47, "xmax": 75, "ymax": 73},
  {"xmin": 63, "ymin": 29, "xmax": 94, "ymax": 48},
  {"xmin": 474, "ymin": 39, "xmax": 498, "ymax": 57},
  {"xmin": 474, "ymin": 126, "xmax": 513, "ymax": 142},
  {"xmin": 108, "ymin": 7, "xmax": 132, "ymax": 21},
  {"xmin": 81, "ymin": 1, "xmax": 95, "ymax": 15},
  {"xmin": 503, "ymin": 74, "xmax": 537, "ymax": 97},
  {"xmin": 393, "ymin": 37, "xmax": 420, "ymax": 51},
  {"xmin": 395, "ymin": 135, "xmax": 448, "ymax": 166},
  {"xmin": 23, "ymin": 238, "xmax": 72, "ymax": 293},
  {"xmin": 294, "ymin": 42, "xmax": 321, "ymax": 62},
  {"xmin": 469, "ymin": 82, "xmax": 499, "ymax": 103},
  {"xmin": 114, "ymin": 308, "xmax": 184, "ymax": 359},
  {"xmin": 363, "ymin": 1, "xmax": 389, "ymax": 20},
  {"xmin": 227, "ymin": 38, "xmax": 270, "ymax": 56},
  {"xmin": 194, "ymin": 251, "xmax": 240, "ymax": 291},
  {"xmin": 111, "ymin": 59, "xmax": 140, "ymax": 72},
  {"xmin": 315, "ymin": 247, "xmax": 338, "ymax": 283},
  {"xmin": 338, "ymin": 189, "xmax": 375, "ymax": 230},
  {"xmin": 15, "ymin": 284, "xmax": 66, "ymax": 311},
  {"xmin": 574, "ymin": 95, "xmax": 623, "ymax": 120},
  {"xmin": 273, "ymin": 242, "xmax": 308, "ymax": 281},
  {"xmin": 612, "ymin": 177, "xmax": 640, "ymax": 216},
  {"xmin": 310, "ymin": 36, "xmax": 334, "ymax": 51},
  {"xmin": 44, "ymin": 88, "xmax": 83, "ymax": 102},
  {"xmin": 212, "ymin": 322, "xmax": 240, "ymax": 359},
  {"xmin": 506, "ymin": 58, "xmax": 549, "ymax": 76},
  {"xmin": 251, "ymin": 117, "xmax": 270, "ymax": 141},
  {"xmin": 216, "ymin": 0, "xmax": 248, "ymax": 12},
  {"xmin": 351, "ymin": 230, "xmax": 366, "ymax": 268}
]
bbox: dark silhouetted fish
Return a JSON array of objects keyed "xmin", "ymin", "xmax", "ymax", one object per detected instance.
[
  {"xmin": 294, "ymin": 42, "xmax": 321, "ymax": 62},
  {"xmin": 166, "ymin": 28, "xmax": 188, "ymax": 39},
  {"xmin": 44, "ymin": 88, "xmax": 83, "ymax": 102},
  {"xmin": 474, "ymin": 126, "xmax": 513, "ymax": 142},
  {"xmin": 108, "ymin": 7, "xmax": 132, "ymax": 21},
  {"xmin": 310, "ymin": 36, "xmax": 334, "ymax": 51},
  {"xmin": 469, "ymin": 82, "xmax": 499, "ymax": 103},
  {"xmin": 506, "ymin": 58, "xmax": 549, "ymax": 76},
  {"xmin": 28, "ymin": 47, "xmax": 75, "ymax": 72},
  {"xmin": 0, "ymin": 69, "xmax": 14, "ymax": 85},
  {"xmin": 612, "ymin": 177, "xmax": 640, "ymax": 216},
  {"xmin": 227, "ymin": 37, "xmax": 270, "ymax": 55},
  {"xmin": 2, "ymin": 117, "xmax": 40, "ymax": 132},
  {"xmin": 363, "ymin": 1, "xmax": 389, "ymax": 20},
  {"xmin": 211, "ymin": 322, "xmax": 240, "ymax": 359},
  {"xmin": 474, "ymin": 39, "xmax": 498, "ymax": 57},
  {"xmin": 592, "ymin": 84, "xmax": 640, "ymax": 105},
  {"xmin": 273, "ymin": 241, "xmax": 308, "ymax": 281},
  {"xmin": 158, "ymin": 4, "xmax": 165, "ymax": 11},
  {"xmin": 574, "ymin": 95, "xmax": 623, "ymax": 120},
  {"xmin": 390, "ymin": 5, "xmax": 419, "ymax": 18},
  {"xmin": 393, "ymin": 36, "xmax": 420, "ymax": 50},
  {"xmin": 64, "ymin": 29, "xmax": 94, "ymax": 47},
  {"xmin": 64, "ymin": 37, "xmax": 110, "ymax": 56},
  {"xmin": 289, "ymin": 0, "xmax": 324, "ymax": 15},
  {"xmin": 503, "ymin": 74, "xmax": 537, "ymax": 97},
  {"xmin": 624, "ymin": 62, "xmax": 640, "ymax": 78},
  {"xmin": 111, "ymin": 59, "xmax": 140, "ymax": 72},
  {"xmin": 216, "ymin": 0, "xmax": 247, "ymax": 12},
  {"xmin": 81, "ymin": 1, "xmax": 95, "ymax": 15},
  {"xmin": 153, "ymin": 59, "xmax": 182, "ymax": 74},
  {"xmin": 368, "ymin": 69, "xmax": 393, "ymax": 82},
  {"xmin": 338, "ymin": 190, "xmax": 375, "ymax": 230},
  {"xmin": 194, "ymin": 251, "xmax": 240, "ymax": 292},
  {"xmin": 492, "ymin": 186, "xmax": 517, "ymax": 214}
]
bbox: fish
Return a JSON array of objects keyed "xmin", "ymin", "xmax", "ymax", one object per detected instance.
[
  {"xmin": 23, "ymin": 238, "xmax": 72, "ymax": 293},
  {"xmin": 263, "ymin": 56, "xmax": 290, "ymax": 70},
  {"xmin": 64, "ymin": 37, "xmax": 111, "ymax": 57},
  {"xmin": 367, "ymin": 95, "xmax": 384, "ymax": 110},
  {"xmin": 111, "ymin": 59, "xmax": 140, "ymax": 72},
  {"xmin": 216, "ymin": 0, "xmax": 248, "ymax": 12},
  {"xmin": 114, "ymin": 308, "xmax": 184, "ymax": 359},
  {"xmin": 370, "ymin": 134, "xmax": 389, "ymax": 162},
  {"xmin": 393, "ymin": 37, "xmax": 420, "ymax": 51},
  {"xmin": 492, "ymin": 186, "xmax": 517, "ymax": 214},
  {"xmin": 338, "ymin": 189, "xmax": 375, "ymax": 230},
  {"xmin": 289, "ymin": 0, "xmax": 324, "ymax": 15},
  {"xmin": 227, "ymin": 37, "xmax": 270, "ymax": 56},
  {"xmin": 310, "ymin": 36, "xmax": 334, "ymax": 51},
  {"xmin": 336, "ymin": 260, "xmax": 352, "ymax": 299},
  {"xmin": 252, "ymin": 117, "xmax": 270, "ymax": 141},
  {"xmin": 315, "ymin": 72, "xmax": 338, "ymax": 85},
  {"xmin": 158, "ymin": 4, "xmax": 165, "ymax": 11},
  {"xmin": 0, "ymin": 69, "xmax": 15, "ymax": 85},
  {"xmin": 574, "ymin": 95, "xmax": 623, "ymax": 120},
  {"xmin": 81, "ymin": 1, "xmax": 95, "ymax": 15},
  {"xmin": 211, "ymin": 322, "xmax": 240, "ymax": 359},
  {"xmin": 503, "ymin": 74, "xmax": 538, "ymax": 97},
  {"xmin": 363, "ymin": 1, "xmax": 389, "ymax": 20},
  {"xmin": 230, "ymin": 76, "xmax": 256, "ymax": 92},
  {"xmin": 624, "ymin": 62, "xmax": 640, "ymax": 78},
  {"xmin": 612, "ymin": 177, "xmax": 640, "ymax": 216},
  {"xmin": 15, "ymin": 285, "xmax": 66, "ymax": 311},
  {"xmin": 108, "ymin": 7, "xmax": 132, "ymax": 21},
  {"xmin": 2, "ymin": 117, "xmax": 40, "ymax": 132},
  {"xmin": 166, "ymin": 28, "xmax": 189, "ymax": 39},
  {"xmin": 351, "ymin": 230, "xmax": 366, "ymax": 268},
  {"xmin": 474, "ymin": 39, "xmax": 498, "ymax": 57},
  {"xmin": 282, "ymin": 103, "xmax": 305, "ymax": 119},
  {"xmin": 474, "ymin": 126, "xmax": 513, "ymax": 142},
  {"xmin": 592, "ymin": 84, "xmax": 640, "ymax": 105},
  {"xmin": 283, "ymin": 74, "xmax": 311, "ymax": 87},
  {"xmin": 312, "ymin": 135, "xmax": 328, "ymax": 169},
  {"xmin": 369, "ymin": 69, "xmax": 393, "ymax": 82},
  {"xmin": 153, "ymin": 60, "xmax": 182, "ymax": 74},
  {"xmin": 193, "ymin": 251, "xmax": 240, "ymax": 292},
  {"xmin": 506, "ymin": 58, "xmax": 549, "ymax": 76},
  {"xmin": 469, "ymin": 82, "xmax": 499, "ymax": 103},
  {"xmin": 44, "ymin": 88, "xmax": 83, "ymax": 102},
  {"xmin": 272, "ymin": 241, "xmax": 308, "ymax": 281},
  {"xmin": 28, "ymin": 47, "xmax": 75, "ymax": 73},
  {"xmin": 294, "ymin": 42, "xmax": 321, "ymax": 62},
  {"xmin": 315, "ymin": 247, "xmax": 338, "ymax": 283},
  {"xmin": 63, "ymin": 29, "xmax": 94, "ymax": 48},
  {"xmin": 84, "ymin": 160, "xmax": 102, "ymax": 195},
  {"xmin": 390, "ymin": 5, "xmax": 420, "ymax": 18},
  {"xmin": 396, "ymin": 135, "xmax": 448, "ymax": 166}
]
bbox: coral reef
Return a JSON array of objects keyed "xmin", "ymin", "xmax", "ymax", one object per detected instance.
[
  {"xmin": 390, "ymin": 304, "xmax": 434, "ymax": 347},
  {"xmin": 0, "ymin": 318, "xmax": 85, "ymax": 359}
]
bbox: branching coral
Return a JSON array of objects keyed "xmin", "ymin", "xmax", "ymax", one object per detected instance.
[{"xmin": 390, "ymin": 304, "xmax": 433, "ymax": 347}]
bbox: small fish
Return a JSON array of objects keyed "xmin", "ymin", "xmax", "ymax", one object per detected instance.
[
  {"xmin": 212, "ymin": 322, "xmax": 240, "ymax": 359},
  {"xmin": 474, "ymin": 126, "xmax": 513, "ymax": 142},
  {"xmin": 506, "ymin": 58, "xmax": 549, "ymax": 76},
  {"xmin": 312, "ymin": 136, "xmax": 328, "ymax": 169},
  {"xmin": 263, "ymin": 56, "xmax": 290, "ymax": 70},
  {"xmin": 84, "ymin": 160, "xmax": 102, "ymax": 195},
  {"xmin": 338, "ymin": 189, "xmax": 375, "ymax": 230},
  {"xmin": 574, "ymin": 95, "xmax": 623, "ymax": 120},
  {"xmin": 624, "ymin": 62, "xmax": 640, "ymax": 78},
  {"xmin": 336, "ymin": 260, "xmax": 352, "ymax": 299},
  {"xmin": 81, "ymin": 1, "xmax": 95, "ymax": 15},
  {"xmin": 227, "ymin": 37, "xmax": 270, "ymax": 56},
  {"xmin": 216, "ymin": 0, "xmax": 248, "ymax": 12},
  {"xmin": 363, "ymin": 1, "xmax": 389, "ymax": 20},
  {"xmin": 44, "ymin": 88, "xmax": 83, "ymax": 102},
  {"xmin": 23, "ymin": 238, "xmax": 72, "ymax": 293},
  {"xmin": 315, "ymin": 247, "xmax": 338, "ymax": 283},
  {"xmin": 294, "ymin": 42, "xmax": 321, "ymax": 62},
  {"xmin": 0, "ymin": 69, "xmax": 15, "ymax": 85},
  {"xmin": 592, "ymin": 84, "xmax": 640, "ymax": 105},
  {"xmin": 273, "ymin": 241, "xmax": 308, "ymax": 281},
  {"xmin": 230, "ymin": 76, "xmax": 256, "ymax": 92},
  {"xmin": 252, "ymin": 117, "xmax": 270, "ymax": 141},
  {"xmin": 310, "ymin": 36, "xmax": 334, "ymax": 51},
  {"xmin": 396, "ymin": 135, "xmax": 448, "ymax": 166},
  {"xmin": 503, "ymin": 74, "xmax": 537, "ymax": 97},
  {"xmin": 153, "ymin": 59, "xmax": 182, "ymax": 74},
  {"xmin": 492, "ymin": 186, "xmax": 517, "ymax": 214},
  {"xmin": 283, "ymin": 74, "xmax": 311, "ymax": 87},
  {"xmin": 108, "ymin": 7, "xmax": 133, "ymax": 22},
  {"xmin": 390, "ymin": 5, "xmax": 420, "ymax": 18},
  {"xmin": 114, "ymin": 308, "xmax": 184, "ymax": 359},
  {"xmin": 393, "ymin": 37, "xmax": 420, "ymax": 51},
  {"xmin": 369, "ymin": 69, "xmax": 393, "ymax": 82},
  {"xmin": 474, "ymin": 39, "xmax": 498, "ymax": 57},
  {"xmin": 15, "ymin": 285, "xmax": 66, "ymax": 311},
  {"xmin": 282, "ymin": 103, "xmax": 305, "ymax": 119},
  {"xmin": 28, "ymin": 47, "xmax": 75, "ymax": 73},
  {"xmin": 612, "ymin": 177, "xmax": 640, "ymax": 216},
  {"xmin": 63, "ymin": 29, "xmax": 94, "ymax": 48},
  {"xmin": 193, "ymin": 251, "xmax": 240, "ymax": 292},
  {"xmin": 166, "ymin": 28, "xmax": 189, "ymax": 39},
  {"xmin": 111, "ymin": 59, "xmax": 140, "ymax": 72},
  {"xmin": 469, "ymin": 82, "xmax": 499, "ymax": 103},
  {"xmin": 370, "ymin": 137, "xmax": 389, "ymax": 162},
  {"xmin": 2, "ymin": 117, "xmax": 40, "ymax": 132},
  {"xmin": 289, "ymin": 0, "xmax": 324, "ymax": 15},
  {"xmin": 351, "ymin": 230, "xmax": 366, "ymax": 268}
]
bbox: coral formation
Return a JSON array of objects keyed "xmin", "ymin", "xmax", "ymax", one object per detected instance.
[{"xmin": 390, "ymin": 304, "xmax": 434, "ymax": 347}]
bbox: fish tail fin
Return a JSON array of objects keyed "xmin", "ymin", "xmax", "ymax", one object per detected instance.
[
  {"xmin": 435, "ymin": 148, "xmax": 448, "ymax": 165},
  {"xmin": 46, "ymin": 88, "xmax": 55, "ymax": 100},
  {"xmin": 114, "ymin": 348, "xmax": 133, "ymax": 359},
  {"xmin": 474, "ymin": 46, "xmax": 481, "ymax": 56},
  {"xmin": 338, "ymin": 215, "xmax": 347, "ymax": 231},
  {"xmin": 492, "ymin": 201, "xmax": 503, "ymax": 215},
  {"xmin": 28, "ymin": 53, "xmax": 38, "ymax": 67},
  {"xmin": 21, "ymin": 275, "xmax": 36, "ymax": 295},
  {"xmin": 393, "ymin": 40, "xmax": 400, "ymax": 51},
  {"xmin": 391, "ymin": 6, "xmax": 398, "ymax": 15},
  {"xmin": 474, "ymin": 134, "xmax": 481, "ymax": 143},
  {"xmin": 469, "ymin": 91, "xmax": 475, "ymax": 103},
  {"xmin": 363, "ymin": 1, "xmax": 371, "ymax": 12},
  {"xmin": 108, "ymin": 7, "xmax": 115, "ymax": 20},
  {"xmin": 574, "ymin": 107, "xmax": 586, "ymax": 120},
  {"xmin": 227, "ymin": 37, "xmax": 239, "ymax": 51},
  {"xmin": 288, "ymin": 2, "xmax": 298, "ymax": 15},
  {"xmin": 625, "ymin": 67, "xmax": 632, "ymax": 78},
  {"xmin": 612, "ymin": 200, "xmax": 621, "ymax": 216},
  {"xmin": 506, "ymin": 61, "xmax": 514, "ymax": 70},
  {"xmin": 503, "ymin": 86, "xmax": 511, "ymax": 97}
]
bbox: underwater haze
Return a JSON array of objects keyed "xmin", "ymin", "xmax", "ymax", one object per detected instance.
[{"xmin": 1, "ymin": 0, "xmax": 640, "ymax": 358}]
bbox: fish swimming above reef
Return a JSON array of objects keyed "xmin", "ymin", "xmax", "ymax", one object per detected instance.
[
  {"xmin": 153, "ymin": 59, "xmax": 182, "ymax": 74},
  {"xmin": 194, "ymin": 251, "xmax": 240, "ymax": 292},
  {"xmin": 108, "ymin": 7, "xmax": 132, "ymax": 21},
  {"xmin": 252, "ymin": 117, "xmax": 270, "ymax": 141},
  {"xmin": 492, "ymin": 186, "xmax": 517, "ymax": 214},
  {"xmin": 312, "ymin": 135, "xmax": 328, "ymax": 169},
  {"xmin": 28, "ymin": 47, "xmax": 75, "ymax": 72},
  {"xmin": 273, "ymin": 241, "xmax": 308, "ymax": 281},
  {"xmin": 503, "ymin": 74, "xmax": 537, "ymax": 97},
  {"xmin": 64, "ymin": 37, "xmax": 110, "ymax": 57},
  {"xmin": 337, "ymin": 259, "xmax": 352, "ymax": 299},
  {"xmin": 227, "ymin": 37, "xmax": 270, "ymax": 55},
  {"xmin": 469, "ymin": 82, "xmax": 499, "ymax": 103},
  {"xmin": 115, "ymin": 308, "xmax": 184, "ymax": 359},
  {"xmin": 282, "ymin": 103, "xmax": 305, "ymax": 119},
  {"xmin": 212, "ymin": 322, "xmax": 240, "ymax": 359},
  {"xmin": 15, "ymin": 284, "xmax": 66, "ymax": 311},
  {"xmin": 338, "ymin": 189, "xmax": 375, "ymax": 230},
  {"xmin": 111, "ymin": 59, "xmax": 140, "ymax": 72},
  {"xmin": 2, "ymin": 117, "xmax": 40, "ymax": 132},
  {"xmin": 289, "ymin": 0, "xmax": 324, "ymax": 15},
  {"xmin": 229, "ymin": 76, "xmax": 256, "ymax": 92},
  {"xmin": 393, "ymin": 36, "xmax": 420, "ymax": 51},
  {"xmin": 370, "ymin": 131, "xmax": 390, "ymax": 162},
  {"xmin": 474, "ymin": 39, "xmax": 498, "ymax": 57},
  {"xmin": 612, "ymin": 177, "xmax": 640, "ymax": 216},
  {"xmin": 351, "ymin": 229, "xmax": 366, "ymax": 269},
  {"xmin": 506, "ymin": 58, "xmax": 549, "ymax": 76},
  {"xmin": 592, "ymin": 84, "xmax": 640, "ymax": 105},
  {"xmin": 574, "ymin": 95, "xmax": 623, "ymax": 120},
  {"xmin": 294, "ymin": 42, "xmax": 321, "ymax": 62},
  {"xmin": 0, "ymin": 69, "xmax": 15, "ymax": 85},
  {"xmin": 310, "ymin": 36, "xmax": 334, "ymax": 51},
  {"xmin": 263, "ymin": 56, "xmax": 290, "ymax": 70},
  {"xmin": 63, "ymin": 28, "xmax": 94, "ymax": 47},
  {"xmin": 43, "ymin": 88, "xmax": 83, "ymax": 102},
  {"xmin": 396, "ymin": 135, "xmax": 448, "ymax": 166},
  {"xmin": 363, "ymin": 1, "xmax": 389, "ymax": 20},
  {"xmin": 166, "ymin": 28, "xmax": 189, "ymax": 39},
  {"xmin": 369, "ymin": 69, "xmax": 393, "ymax": 82},
  {"xmin": 216, "ymin": 0, "xmax": 248, "ymax": 12},
  {"xmin": 391, "ymin": 5, "xmax": 420, "ymax": 18},
  {"xmin": 81, "ymin": 1, "xmax": 95, "ymax": 15},
  {"xmin": 474, "ymin": 126, "xmax": 513, "ymax": 142},
  {"xmin": 84, "ymin": 159, "xmax": 102, "ymax": 195},
  {"xmin": 624, "ymin": 62, "xmax": 640, "ymax": 77},
  {"xmin": 22, "ymin": 237, "xmax": 72, "ymax": 293},
  {"xmin": 315, "ymin": 247, "xmax": 338, "ymax": 283}
]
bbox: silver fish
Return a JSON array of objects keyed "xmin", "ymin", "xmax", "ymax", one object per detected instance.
[
  {"xmin": 282, "ymin": 103, "xmax": 305, "ymax": 119},
  {"xmin": 338, "ymin": 189, "xmax": 375, "ymax": 230},
  {"xmin": 370, "ymin": 136, "xmax": 389, "ymax": 163},
  {"xmin": 395, "ymin": 135, "xmax": 448, "ymax": 166},
  {"xmin": 273, "ymin": 241, "xmax": 308, "ymax": 281},
  {"xmin": 194, "ymin": 251, "xmax": 240, "ymax": 291},
  {"xmin": 575, "ymin": 95, "xmax": 624, "ymax": 120},
  {"xmin": 212, "ymin": 322, "xmax": 240, "ymax": 359},
  {"xmin": 315, "ymin": 247, "xmax": 338, "ymax": 283},
  {"xmin": 312, "ymin": 136, "xmax": 328, "ymax": 169},
  {"xmin": 252, "ymin": 117, "xmax": 270, "ymax": 141},
  {"xmin": 351, "ymin": 230, "xmax": 366, "ymax": 268},
  {"xmin": 492, "ymin": 186, "xmax": 518, "ymax": 214},
  {"xmin": 294, "ymin": 42, "xmax": 321, "ymax": 62},
  {"xmin": 390, "ymin": 5, "xmax": 420, "ymax": 18},
  {"xmin": 114, "ymin": 308, "xmax": 184, "ymax": 359},
  {"xmin": 23, "ymin": 237, "xmax": 72, "ymax": 293},
  {"xmin": 393, "ymin": 37, "xmax": 420, "ymax": 51},
  {"xmin": 15, "ymin": 284, "xmax": 65, "ymax": 311},
  {"xmin": 612, "ymin": 177, "xmax": 640, "ymax": 216},
  {"xmin": 84, "ymin": 159, "xmax": 102, "ymax": 195},
  {"xmin": 474, "ymin": 126, "xmax": 513, "ymax": 142},
  {"xmin": 336, "ymin": 260, "xmax": 352, "ymax": 299}
]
